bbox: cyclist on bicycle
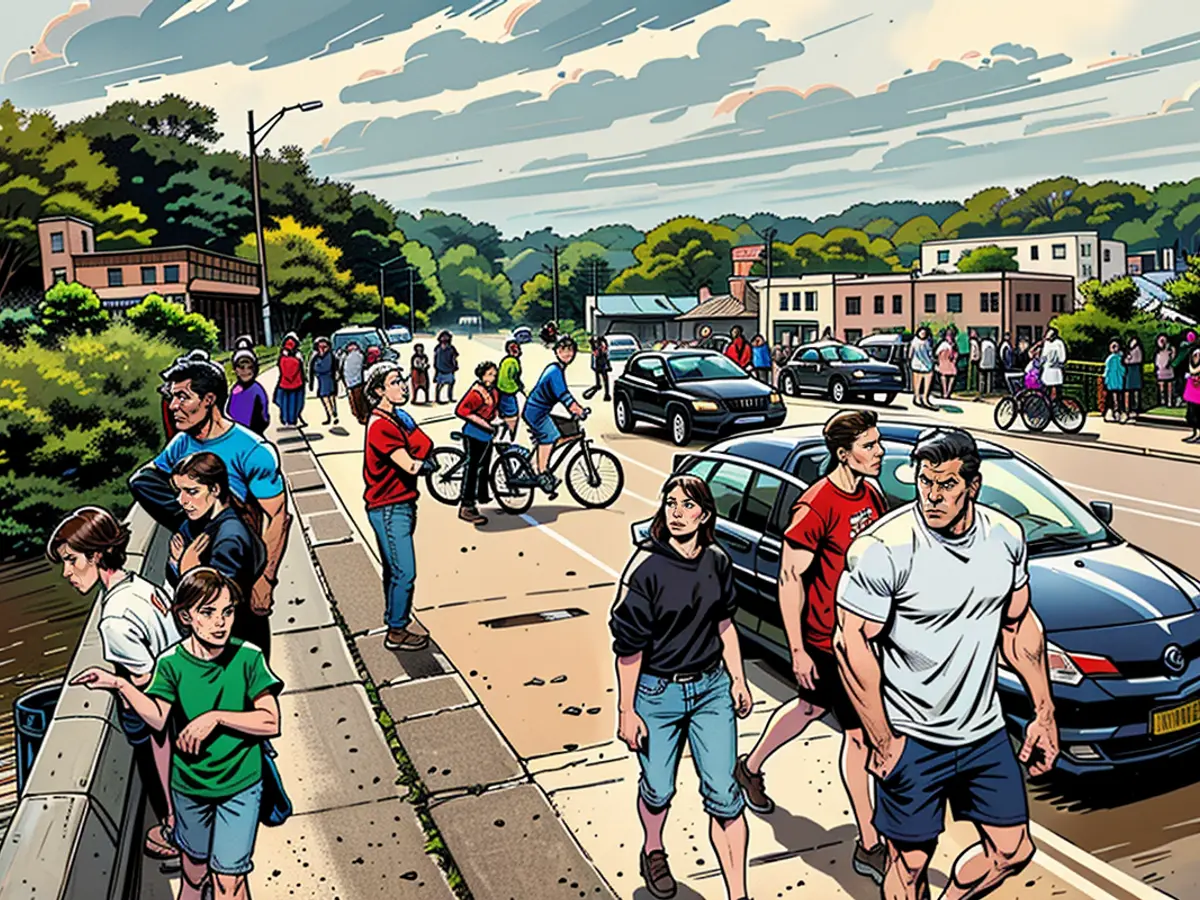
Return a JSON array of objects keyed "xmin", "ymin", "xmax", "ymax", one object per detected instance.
[{"xmin": 524, "ymin": 335, "xmax": 586, "ymax": 492}]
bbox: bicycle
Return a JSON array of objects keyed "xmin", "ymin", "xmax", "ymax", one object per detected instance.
[
  {"xmin": 425, "ymin": 422, "xmax": 524, "ymax": 505},
  {"xmin": 489, "ymin": 412, "xmax": 624, "ymax": 513},
  {"xmin": 993, "ymin": 372, "xmax": 1085, "ymax": 434}
]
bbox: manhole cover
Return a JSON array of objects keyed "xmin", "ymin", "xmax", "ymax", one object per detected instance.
[{"xmin": 481, "ymin": 608, "xmax": 588, "ymax": 629}]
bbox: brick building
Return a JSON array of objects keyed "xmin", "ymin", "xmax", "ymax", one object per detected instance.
[{"xmin": 38, "ymin": 216, "xmax": 262, "ymax": 348}]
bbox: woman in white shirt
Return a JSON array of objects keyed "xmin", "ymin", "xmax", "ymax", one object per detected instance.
[
  {"xmin": 1040, "ymin": 328, "xmax": 1068, "ymax": 403},
  {"xmin": 908, "ymin": 327, "xmax": 935, "ymax": 408}
]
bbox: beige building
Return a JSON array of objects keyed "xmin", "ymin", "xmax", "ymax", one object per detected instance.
[{"xmin": 751, "ymin": 276, "xmax": 836, "ymax": 347}]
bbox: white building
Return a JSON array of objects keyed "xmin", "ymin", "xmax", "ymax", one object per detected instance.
[
  {"xmin": 920, "ymin": 232, "xmax": 1125, "ymax": 300},
  {"xmin": 750, "ymin": 275, "xmax": 837, "ymax": 347}
]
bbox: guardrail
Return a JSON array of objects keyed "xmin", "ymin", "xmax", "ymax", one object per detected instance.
[{"xmin": 0, "ymin": 505, "xmax": 167, "ymax": 900}]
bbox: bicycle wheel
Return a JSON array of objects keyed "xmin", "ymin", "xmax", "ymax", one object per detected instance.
[
  {"xmin": 490, "ymin": 449, "xmax": 535, "ymax": 514},
  {"xmin": 1052, "ymin": 396, "xmax": 1086, "ymax": 434},
  {"xmin": 425, "ymin": 447, "xmax": 466, "ymax": 505},
  {"xmin": 993, "ymin": 396, "xmax": 1018, "ymax": 430},
  {"xmin": 1019, "ymin": 392, "xmax": 1052, "ymax": 432},
  {"xmin": 564, "ymin": 447, "xmax": 624, "ymax": 509}
]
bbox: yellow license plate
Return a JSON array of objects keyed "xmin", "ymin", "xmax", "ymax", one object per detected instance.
[{"xmin": 1152, "ymin": 699, "xmax": 1200, "ymax": 736}]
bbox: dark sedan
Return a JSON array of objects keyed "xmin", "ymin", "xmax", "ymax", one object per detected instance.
[
  {"xmin": 613, "ymin": 350, "xmax": 786, "ymax": 446},
  {"xmin": 634, "ymin": 422, "xmax": 1200, "ymax": 774},
  {"xmin": 777, "ymin": 340, "xmax": 905, "ymax": 404}
]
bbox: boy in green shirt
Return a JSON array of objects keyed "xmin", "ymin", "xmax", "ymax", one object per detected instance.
[{"xmin": 497, "ymin": 339, "xmax": 524, "ymax": 440}]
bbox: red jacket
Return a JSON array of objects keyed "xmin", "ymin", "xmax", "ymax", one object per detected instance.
[
  {"xmin": 725, "ymin": 336, "xmax": 751, "ymax": 369},
  {"xmin": 278, "ymin": 354, "xmax": 304, "ymax": 390}
]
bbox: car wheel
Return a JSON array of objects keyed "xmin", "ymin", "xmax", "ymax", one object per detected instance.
[
  {"xmin": 668, "ymin": 406, "xmax": 693, "ymax": 446},
  {"xmin": 614, "ymin": 394, "xmax": 634, "ymax": 433},
  {"xmin": 828, "ymin": 378, "xmax": 848, "ymax": 403},
  {"xmin": 780, "ymin": 372, "xmax": 797, "ymax": 397}
]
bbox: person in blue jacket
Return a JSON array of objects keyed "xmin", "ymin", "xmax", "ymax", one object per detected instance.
[{"xmin": 522, "ymin": 335, "xmax": 586, "ymax": 491}]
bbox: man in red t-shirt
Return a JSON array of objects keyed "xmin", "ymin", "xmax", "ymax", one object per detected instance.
[
  {"xmin": 734, "ymin": 409, "xmax": 889, "ymax": 884},
  {"xmin": 363, "ymin": 361, "xmax": 436, "ymax": 651}
]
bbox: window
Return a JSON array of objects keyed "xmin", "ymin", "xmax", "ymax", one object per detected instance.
[
  {"xmin": 681, "ymin": 458, "xmax": 718, "ymax": 482},
  {"xmin": 779, "ymin": 292, "xmax": 788, "ymax": 311},
  {"xmin": 845, "ymin": 296, "xmax": 861, "ymax": 316},
  {"xmin": 770, "ymin": 483, "xmax": 802, "ymax": 535},
  {"xmin": 892, "ymin": 295, "xmax": 903, "ymax": 314},
  {"xmin": 1030, "ymin": 245, "xmax": 1039, "ymax": 261},
  {"xmin": 937, "ymin": 249, "xmax": 950, "ymax": 264},
  {"xmin": 1016, "ymin": 293, "xmax": 1025, "ymax": 312},
  {"xmin": 873, "ymin": 295, "xmax": 885, "ymax": 315},
  {"xmin": 1052, "ymin": 293, "xmax": 1067, "ymax": 313},
  {"xmin": 924, "ymin": 293, "xmax": 936, "ymax": 313},
  {"xmin": 164, "ymin": 265, "xmax": 180, "ymax": 283},
  {"xmin": 708, "ymin": 464, "xmax": 752, "ymax": 521},
  {"xmin": 980, "ymin": 292, "xmax": 991, "ymax": 313},
  {"xmin": 1081, "ymin": 264, "xmax": 1092, "ymax": 279},
  {"xmin": 107, "ymin": 268, "xmax": 123, "ymax": 287},
  {"xmin": 1081, "ymin": 243, "xmax": 1092, "ymax": 258},
  {"xmin": 141, "ymin": 266, "xmax": 157, "ymax": 285},
  {"xmin": 1032, "ymin": 293, "xmax": 1041, "ymax": 312},
  {"xmin": 51, "ymin": 267, "xmax": 67, "ymax": 283},
  {"xmin": 843, "ymin": 329, "xmax": 863, "ymax": 344},
  {"xmin": 792, "ymin": 292, "xmax": 802, "ymax": 312},
  {"xmin": 947, "ymin": 293, "xmax": 962, "ymax": 313},
  {"xmin": 793, "ymin": 448, "xmax": 832, "ymax": 485},
  {"xmin": 742, "ymin": 472, "xmax": 784, "ymax": 534},
  {"xmin": 798, "ymin": 348, "xmax": 820, "ymax": 363},
  {"xmin": 990, "ymin": 292, "xmax": 1000, "ymax": 313},
  {"xmin": 667, "ymin": 355, "xmax": 747, "ymax": 381},
  {"xmin": 804, "ymin": 291, "xmax": 818, "ymax": 311},
  {"xmin": 1052, "ymin": 244, "xmax": 1067, "ymax": 260},
  {"xmin": 820, "ymin": 347, "xmax": 840, "ymax": 362},
  {"xmin": 629, "ymin": 358, "xmax": 662, "ymax": 382},
  {"xmin": 50, "ymin": 232, "xmax": 65, "ymax": 254},
  {"xmin": 1103, "ymin": 247, "xmax": 1112, "ymax": 263},
  {"xmin": 1035, "ymin": 325, "xmax": 1044, "ymax": 341}
]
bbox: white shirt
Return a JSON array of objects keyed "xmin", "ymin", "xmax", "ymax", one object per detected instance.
[
  {"xmin": 98, "ymin": 573, "xmax": 181, "ymax": 676},
  {"xmin": 1041, "ymin": 338, "xmax": 1067, "ymax": 385},
  {"xmin": 837, "ymin": 504, "xmax": 1028, "ymax": 747}
]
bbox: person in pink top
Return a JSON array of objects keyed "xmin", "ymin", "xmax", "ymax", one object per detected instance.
[
  {"xmin": 935, "ymin": 329, "xmax": 959, "ymax": 401},
  {"xmin": 1184, "ymin": 347, "xmax": 1200, "ymax": 443}
]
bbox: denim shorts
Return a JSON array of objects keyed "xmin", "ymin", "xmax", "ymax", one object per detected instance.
[
  {"xmin": 118, "ymin": 703, "xmax": 152, "ymax": 746},
  {"xmin": 172, "ymin": 781, "xmax": 263, "ymax": 876},
  {"xmin": 522, "ymin": 409, "xmax": 560, "ymax": 445},
  {"xmin": 875, "ymin": 729, "xmax": 1028, "ymax": 845},
  {"xmin": 634, "ymin": 666, "xmax": 745, "ymax": 821},
  {"xmin": 497, "ymin": 392, "xmax": 520, "ymax": 417}
]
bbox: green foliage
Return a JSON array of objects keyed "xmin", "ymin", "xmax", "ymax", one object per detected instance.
[
  {"xmin": 1165, "ymin": 255, "xmax": 1200, "ymax": 321},
  {"xmin": 437, "ymin": 243, "xmax": 514, "ymax": 326},
  {"xmin": 956, "ymin": 245, "xmax": 1019, "ymax": 273},
  {"xmin": 610, "ymin": 217, "xmax": 738, "ymax": 295},
  {"xmin": 1079, "ymin": 276, "xmax": 1140, "ymax": 321},
  {"xmin": 0, "ymin": 307, "xmax": 36, "ymax": 348},
  {"xmin": 1051, "ymin": 303, "xmax": 1184, "ymax": 361},
  {"xmin": 38, "ymin": 281, "xmax": 110, "ymax": 343},
  {"xmin": 0, "ymin": 323, "xmax": 180, "ymax": 558},
  {"xmin": 126, "ymin": 293, "xmax": 220, "ymax": 351}
]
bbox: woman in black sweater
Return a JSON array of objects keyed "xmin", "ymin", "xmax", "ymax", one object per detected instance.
[{"xmin": 610, "ymin": 474, "xmax": 753, "ymax": 900}]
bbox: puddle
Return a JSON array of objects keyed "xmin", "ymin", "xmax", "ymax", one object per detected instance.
[{"xmin": 481, "ymin": 608, "xmax": 588, "ymax": 629}]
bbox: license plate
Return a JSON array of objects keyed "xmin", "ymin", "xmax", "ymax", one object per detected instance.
[
  {"xmin": 1152, "ymin": 698, "xmax": 1200, "ymax": 736},
  {"xmin": 735, "ymin": 415, "xmax": 765, "ymax": 425}
]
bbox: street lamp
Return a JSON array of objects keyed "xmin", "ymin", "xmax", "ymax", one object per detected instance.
[
  {"xmin": 248, "ymin": 100, "xmax": 323, "ymax": 347},
  {"xmin": 378, "ymin": 256, "xmax": 417, "ymax": 333}
]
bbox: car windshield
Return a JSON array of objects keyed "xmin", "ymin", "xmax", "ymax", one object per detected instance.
[
  {"xmin": 667, "ymin": 354, "xmax": 749, "ymax": 381},
  {"xmin": 839, "ymin": 346, "xmax": 870, "ymax": 362},
  {"xmin": 337, "ymin": 331, "xmax": 381, "ymax": 349},
  {"xmin": 874, "ymin": 450, "xmax": 1109, "ymax": 550}
]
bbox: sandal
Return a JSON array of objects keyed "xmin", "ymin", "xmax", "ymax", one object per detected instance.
[{"xmin": 144, "ymin": 823, "xmax": 178, "ymax": 859}]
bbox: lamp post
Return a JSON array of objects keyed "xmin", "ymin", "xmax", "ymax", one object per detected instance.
[
  {"xmin": 378, "ymin": 256, "xmax": 417, "ymax": 335},
  {"xmin": 248, "ymin": 100, "xmax": 323, "ymax": 347}
]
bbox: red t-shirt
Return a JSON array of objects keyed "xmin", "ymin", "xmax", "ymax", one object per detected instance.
[
  {"xmin": 455, "ymin": 384, "xmax": 499, "ymax": 422},
  {"xmin": 783, "ymin": 477, "xmax": 887, "ymax": 653},
  {"xmin": 363, "ymin": 409, "xmax": 433, "ymax": 509},
  {"xmin": 725, "ymin": 337, "xmax": 751, "ymax": 368},
  {"xmin": 278, "ymin": 354, "xmax": 304, "ymax": 390}
]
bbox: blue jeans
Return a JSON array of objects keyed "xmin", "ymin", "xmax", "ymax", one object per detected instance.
[
  {"xmin": 367, "ymin": 501, "xmax": 417, "ymax": 630},
  {"xmin": 172, "ymin": 781, "xmax": 263, "ymax": 876},
  {"xmin": 634, "ymin": 665, "xmax": 745, "ymax": 820}
]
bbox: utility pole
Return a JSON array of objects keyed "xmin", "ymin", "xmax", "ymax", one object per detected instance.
[
  {"xmin": 409, "ymin": 268, "xmax": 416, "ymax": 335},
  {"xmin": 762, "ymin": 227, "xmax": 777, "ymax": 336},
  {"xmin": 544, "ymin": 244, "xmax": 561, "ymax": 323},
  {"xmin": 378, "ymin": 267, "xmax": 387, "ymax": 331}
]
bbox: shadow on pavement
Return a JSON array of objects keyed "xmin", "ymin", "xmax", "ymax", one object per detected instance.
[
  {"xmin": 1031, "ymin": 746, "xmax": 1200, "ymax": 812},
  {"xmin": 633, "ymin": 884, "xmax": 707, "ymax": 900},
  {"xmin": 474, "ymin": 505, "xmax": 584, "ymax": 532}
]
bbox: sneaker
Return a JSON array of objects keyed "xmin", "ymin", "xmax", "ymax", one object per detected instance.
[
  {"xmin": 538, "ymin": 472, "xmax": 560, "ymax": 493},
  {"xmin": 852, "ymin": 840, "xmax": 888, "ymax": 885},
  {"xmin": 734, "ymin": 755, "xmax": 775, "ymax": 815},
  {"xmin": 458, "ymin": 506, "xmax": 488, "ymax": 526},
  {"xmin": 639, "ymin": 849, "xmax": 677, "ymax": 899},
  {"xmin": 384, "ymin": 627, "xmax": 430, "ymax": 651}
]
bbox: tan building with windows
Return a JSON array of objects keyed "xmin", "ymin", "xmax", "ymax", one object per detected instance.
[
  {"xmin": 752, "ymin": 275, "xmax": 836, "ymax": 347},
  {"xmin": 38, "ymin": 216, "xmax": 262, "ymax": 348}
]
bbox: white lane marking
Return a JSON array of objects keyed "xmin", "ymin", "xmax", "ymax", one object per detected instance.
[
  {"xmin": 1060, "ymin": 481, "xmax": 1200, "ymax": 516},
  {"xmin": 606, "ymin": 448, "xmax": 671, "ymax": 480},
  {"xmin": 1030, "ymin": 823, "xmax": 1173, "ymax": 900},
  {"xmin": 520, "ymin": 514, "xmax": 621, "ymax": 579},
  {"xmin": 623, "ymin": 489, "xmax": 657, "ymax": 506},
  {"xmin": 1112, "ymin": 506, "xmax": 1200, "ymax": 528}
]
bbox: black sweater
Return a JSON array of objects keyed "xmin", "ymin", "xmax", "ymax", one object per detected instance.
[
  {"xmin": 166, "ymin": 506, "xmax": 266, "ymax": 604},
  {"xmin": 609, "ymin": 536, "xmax": 737, "ymax": 676}
]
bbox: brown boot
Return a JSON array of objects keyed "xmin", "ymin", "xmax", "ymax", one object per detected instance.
[
  {"xmin": 640, "ymin": 849, "xmax": 677, "ymax": 899},
  {"xmin": 384, "ymin": 627, "xmax": 430, "ymax": 651},
  {"xmin": 458, "ymin": 505, "xmax": 488, "ymax": 526},
  {"xmin": 734, "ymin": 754, "xmax": 775, "ymax": 815}
]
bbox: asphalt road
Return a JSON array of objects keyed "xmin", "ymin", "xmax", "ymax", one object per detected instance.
[{"xmin": 307, "ymin": 335, "xmax": 1200, "ymax": 899}]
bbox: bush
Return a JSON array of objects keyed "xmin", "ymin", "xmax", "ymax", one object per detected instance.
[
  {"xmin": 127, "ymin": 293, "xmax": 220, "ymax": 352},
  {"xmin": 37, "ymin": 281, "xmax": 110, "ymax": 344},
  {"xmin": 0, "ymin": 323, "xmax": 180, "ymax": 559},
  {"xmin": 0, "ymin": 307, "xmax": 36, "ymax": 348},
  {"xmin": 1051, "ymin": 304, "xmax": 1187, "ymax": 362}
]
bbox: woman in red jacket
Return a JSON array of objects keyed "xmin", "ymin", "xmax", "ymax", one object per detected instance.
[
  {"xmin": 454, "ymin": 361, "xmax": 500, "ymax": 527},
  {"xmin": 724, "ymin": 326, "xmax": 752, "ymax": 370},
  {"xmin": 273, "ymin": 332, "xmax": 307, "ymax": 427}
]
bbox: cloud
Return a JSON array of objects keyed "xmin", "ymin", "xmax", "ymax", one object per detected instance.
[
  {"xmin": 990, "ymin": 42, "xmax": 1038, "ymax": 61},
  {"xmin": 521, "ymin": 153, "xmax": 590, "ymax": 172},
  {"xmin": 1023, "ymin": 112, "xmax": 1111, "ymax": 134},
  {"xmin": 3, "ymin": 0, "xmax": 151, "ymax": 83}
]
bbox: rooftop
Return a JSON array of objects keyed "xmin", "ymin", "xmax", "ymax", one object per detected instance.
[
  {"xmin": 676, "ymin": 294, "xmax": 750, "ymax": 320},
  {"xmin": 592, "ymin": 294, "xmax": 699, "ymax": 317},
  {"xmin": 923, "ymin": 231, "xmax": 1112, "ymax": 245}
]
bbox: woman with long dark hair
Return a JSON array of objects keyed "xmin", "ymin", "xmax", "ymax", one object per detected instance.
[
  {"xmin": 167, "ymin": 452, "xmax": 270, "ymax": 660},
  {"xmin": 610, "ymin": 474, "xmax": 753, "ymax": 900},
  {"xmin": 454, "ymin": 360, "xmax": 500, "ymax": 526}
]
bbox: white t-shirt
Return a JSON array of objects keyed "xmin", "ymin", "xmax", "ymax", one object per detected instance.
[
  {"xmin": 1042, "ymin": 339, "xmax": 1067, "ymax": 385},
  {"xmin": 836, "ymin": 504, "xmax": 1028, "ymax": 747},
  {"xmin": 98, "ymin": 573, "xmax": 182, "ymax": 677}
]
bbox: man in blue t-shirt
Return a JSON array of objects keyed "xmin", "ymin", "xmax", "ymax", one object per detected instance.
[
  {"xmin": 130, "ymin": 350, "xmax": 292, "ymax": 623},
  {"xmin": 523, "ymin": 336, "xmax": 586, "ymax": 487}
]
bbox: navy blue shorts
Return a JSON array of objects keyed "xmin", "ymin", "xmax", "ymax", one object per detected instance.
[
  {"xmin": 875, "ymin": 729, "xmax": 1028, "ymax": 845},
  {"xmin": 498, "ymin": 392, "xmax": 519, "ymax": 417}
]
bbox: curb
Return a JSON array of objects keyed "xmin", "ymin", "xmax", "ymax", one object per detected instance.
[{"xmin": 1031, "ymin": 824, "xmax": 1169, "ymax": 900}]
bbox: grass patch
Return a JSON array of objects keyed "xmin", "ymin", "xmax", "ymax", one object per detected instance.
[{"xmin": 1145, "ymin": 405, "xmax": 1187, "ymax": 419}]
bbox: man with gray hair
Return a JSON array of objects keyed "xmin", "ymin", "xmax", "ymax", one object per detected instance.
[
  {"xmin": 835, "ymin": 427, "xmax": 1059, "ymax": 900},
  {"xmin": 340, "ymin": 340, "xmax": 367, "ymax": 424}
]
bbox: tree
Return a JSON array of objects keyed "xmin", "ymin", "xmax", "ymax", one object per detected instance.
[
  {"xmin": 127, "ymin": 294, "xmax": 220, "ymax": 352},
  {"xmin": 1165, "ymin": 254, "xmax": 1200, "ymax": 321},
  {"xmin": 611, "ymin": 217, "xmax": 738, "ymax": 295},
  {"xmin": 1080, "ymin": 276, "xmax": 1140, "ymax": 321},
  {"xmin": 395, "ymin": 209, "xmax": 504, "ymax": 265},
  {"xmin": 37, "ymin": 282, "xmax": 110, "ymax": 343},
  {"xmin": 1051, "ymin": 305, "xmax": 1180, "ymax": 362},
  {"xmin": 438, "ymin": 243, "xmax": 514, "ymax": 326},
  {"xmin": 957, "ymin": 245, "xmax": 1019, "ymax": 273}
]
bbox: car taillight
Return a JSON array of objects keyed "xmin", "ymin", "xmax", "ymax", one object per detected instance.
[{"xmin": 1046, "ymin": 642, "xmax": 1119, "ymax": 685}]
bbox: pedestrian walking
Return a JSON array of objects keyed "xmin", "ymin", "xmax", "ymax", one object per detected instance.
[
  {"xmin": 978, "ymin": 333, "xmax": 997, "ymax": 394},
  {"xmin": 1173, "ymin": 332, "xmax": 1198, "ymax": 409},
  {"xmin": 583, "ymin": 335, "xmax": 611, "ymax": 401},
  {"xmin": 909, "ymin": 327, "xmax": 935, "ymax": 408},
  {"xmin": 50, "ymin": 506, "xmax": 181, "ymax": 862},
  {"xmin": 735, "ymin": 411, "xmax": 888, "ymax": 885},
  {"xmin": 968, "ymin": 329, "xmax": 981, "ymax": 393},
  {"xmin": 339, "ymin": 341, "xmax": 367, "ymax": 425},
  {"xmin": 72, "ymin": 567, "xmax": 284, "ymax": 900},
  {"xmin": 771, "ymin": 343, "xmax": 789, "ymax": 387},
  {"xmin": 1024, "ymin": 343, "xmax": 1044, "ymax": 392},
  {"xmin": 455, "ymin": 361, "xmax": 500, "ymax": 526},
  {"xmin": 539, "ymin": 320, "xmax": 559, "ymax": 348},
  {"xmin": 1123, "ymin": 336, "xmax": 1144, "ymax": 419},
  {"xmin": 410, "ymin": 343, "xmax": 431, "ymax": 405},
  {"xmin": 1103, "ymin": 339, "xmax": 1127, "ymax": 423},
  {"xmin": 1155, "ymin": 333, "xmax": 1175, "ymax": 409},
  {"xmin": 836, "ymin": 427, "xmax": 1059, "ymax": 900},
  {"xmin": 610, "ymin": 474, "xmax": 753, "ymax": 900},
  {"xmin": 1183, "ymin": 347, "xmax": 1200, "ymax": 443},
  {"xmin": 998, "ymin": 332, "xmax": 1014, "ymax": 372},
  {"xmin": 935, "ymin": 329, "xmax": 958, "ymax": 402},
  {"xmin": 433, "ymin": 331, "xmax": 459, "ymax": 404},
  {"xmin": 273, "ymin": 333, "xmax": 306, "ymax": 428},
  {"xmin": 1041, "ymin": 327, "xmax": 1067, "ymax": 404},
  {"xmin": 227, "ymin": 348, "xmax": 269, "ymax": 436},
  {"xmin": 363, "ymin": 361, "xmax": 436, "ymax": 651},
  {"xmin": 1014, "ymin": 338, "xmax": 1031, "ymax": 372},
  {"xmin": 497, "ymin": 339, "xmax": 523, "ymax": 441},
  {"xmin": 724, "ymin": 325, "xmax": 752, "ymax": 370},
  {"xmin": 309, "ymin": 336, "xmax": 340, "ymax": 426},
  {"xmin": 750, "ymin": 334, "xmax": 772, "ymax": 383}
]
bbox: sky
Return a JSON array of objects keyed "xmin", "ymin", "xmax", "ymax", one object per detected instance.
[{"xmin": 3, "ymin": 0, "xmax": 1200, "ymax": 237}]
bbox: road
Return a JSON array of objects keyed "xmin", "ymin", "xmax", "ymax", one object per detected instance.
[{"xmin": 303, "ymin": 335, "xmax": 1200, "ymax": 899}]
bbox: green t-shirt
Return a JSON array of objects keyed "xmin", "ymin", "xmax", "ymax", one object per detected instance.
[
  {"xmin": 497, "ymin": 356, "xmax": 522, "ymax": 395},
  {"xmin": 146, "ymin": 638, "xmax": 282, "ymax": 799}
]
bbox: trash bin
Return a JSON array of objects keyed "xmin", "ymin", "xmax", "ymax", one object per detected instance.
[{"xmin": 14, "ymin": 679, "xmax": 63, "ymax": 797}]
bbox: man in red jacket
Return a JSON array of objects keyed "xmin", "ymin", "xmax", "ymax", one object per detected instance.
[{"xmin": 724, "ymin": 325, "xmax": 752, "ymax": 370}]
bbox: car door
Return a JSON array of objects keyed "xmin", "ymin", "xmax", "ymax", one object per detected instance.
[
  {"xmin": 704, "ymin": 462, "xmax": 760, "ymax": 602},
  {"xmin": 793, "ymin": 348, "xmax": 821, "ymax": 392},
  {"xmin": 752, "ymin": 478, "xmax": 803, "ymax": 653},
  {"xmin": 636, "ymin": 356, "xmax": 670, "ymax": 421},
  {"xmin": 622, "ymin": 357, "xmax": 661, "ymax": 422}
]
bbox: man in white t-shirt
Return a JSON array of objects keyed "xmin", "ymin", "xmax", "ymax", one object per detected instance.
[{"xmin": 833, "ymin": 428, "xmax": 1059, "ymax": 900}]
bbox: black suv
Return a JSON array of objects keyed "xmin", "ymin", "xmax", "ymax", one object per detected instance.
[{"xmin": 776, "ymin": 340, "xmax": 904, "ymax": 404}]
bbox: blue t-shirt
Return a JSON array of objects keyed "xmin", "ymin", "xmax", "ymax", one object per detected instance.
[
  {"xmin": 524, "ymin": 363, "xmax": 576, "ymax": 420},
  {"xmin": 1104, "ymin": 353, "xmax": 1126, "ymax": 390},
  {"xmin": 752, "ymin": 344, "xmax": 771, "ymax": 368},
  {"xmin": 154, "ymin": 423, "xmax": 284, "ymax": 502}
]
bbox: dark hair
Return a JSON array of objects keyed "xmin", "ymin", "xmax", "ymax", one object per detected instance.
[
  {"xmin": 437, "ymin": 330, "xmax": 452, "ymax": 342},
  {"xmin": 911, "ymin": 427, "xmax": 981, "ymax": 485},
  {"xmin": 47, "ymin": 506, "xmax": 130, "ymax": 570},
  {"xmin": 505, "ymin": 339, "xmax": 520, "ymax": 355},
  {"xmin": 649, "ymin": 475, "xmax": 717, "ymax": 547},
  {"xmin": 556, "ymin": 335, "xmax": 577, "ymax": 353},
  {"xmin": 475, "ymin": 360, "xmax": 497, "ymax": 380},
  {"xmin": 822, "ymin": 410, "xmax": 879, "ymax": 474},
  {"xmin": 171, "ymin": 567, "xmax": 241, "ymax": 635},
  {"xmin": 171, "ymin": 452, "xmax": 254, "ymax": 528},
  {"xmin": 731, "ymin": 325, "xmax": 743, "ymax": 337},
  {"xmin": 160, "ymin": 349, "xmax": 228, "ymax": 409}
]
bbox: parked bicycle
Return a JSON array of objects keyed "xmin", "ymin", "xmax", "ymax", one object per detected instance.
[
  {"xmin": 994, "ymin": 372, "xmax": 1086, "ymax": 434},
  {"xmin": 490, "ymin": 412, "xmax": 624, "ymax": 513}
]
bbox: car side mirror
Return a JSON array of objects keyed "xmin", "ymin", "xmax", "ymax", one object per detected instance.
[{"xmin": 1089, "ymin": 501, "xmax": 1113, "ymax": 524}]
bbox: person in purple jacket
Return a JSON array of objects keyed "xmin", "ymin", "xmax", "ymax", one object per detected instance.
[{"xmin": 226, "ymin": 348, "xmax": 270, "ymax": 436}]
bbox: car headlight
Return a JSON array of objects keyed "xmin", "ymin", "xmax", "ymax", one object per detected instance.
[
  {"xmin": 769, "ymin": 392, "xmax": 781, "ymax": 404},
  {"xmin": 1043, "ymin": 642, "xmax": 1120, "ymax": 685},
  {"xmin": 692, "ymin": 400, "xmax": 720, "ymax": 412},
  {"xmin": 852, "ymin": 369, "xmax": 866, "ymax": 379}
]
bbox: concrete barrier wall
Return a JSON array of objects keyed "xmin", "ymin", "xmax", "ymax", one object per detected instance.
[{"xmin": 0, "ymin": 505, "xmax": 167, "ymax": 900}]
